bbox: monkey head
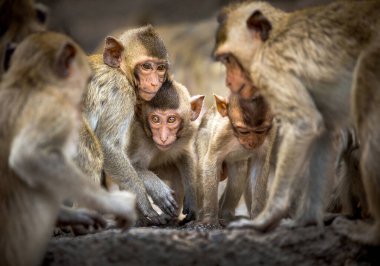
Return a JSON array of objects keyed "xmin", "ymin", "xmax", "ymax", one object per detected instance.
[
  {"xmin": 213, "ymin": 2, "xmax": 284, "ymax": 99},
  {"xmin": 138, "ymin": 80, "xmax": 204, "ymax": 151},
  {"xmin": 1, "ymin": 0, "xmax": 48, "ymax": 76},
  {"xmin": 102, "ymin": 25, "xmax": 169, "ymax": 101},
  {"xmin": 7, "ymin": 31, "xmax": 91, "ymax": 106},
  {"xmin": 214, "ymin": 93, "xmax": 273, "ymax": 150}
]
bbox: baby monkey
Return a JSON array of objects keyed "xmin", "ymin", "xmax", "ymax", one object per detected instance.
[
  {"xmin": 197, "ymin": 93, "xmax": 276, "ymax": 226},
  {"xmin": 127, "ymin": 79, "xmax": 204, "ymax": 224}
]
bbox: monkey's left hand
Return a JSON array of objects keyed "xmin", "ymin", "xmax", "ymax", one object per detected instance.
[{"xmin": 182, "ymin": 196, "xmax": 197, "ymax": 222}]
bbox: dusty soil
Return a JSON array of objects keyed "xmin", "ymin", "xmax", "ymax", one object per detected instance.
[{"xmin": 44, "ymin": 220, "xmax": 378, "ymax": 266}]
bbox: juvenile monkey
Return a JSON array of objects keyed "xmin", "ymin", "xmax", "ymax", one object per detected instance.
[
  {"xmin": 0, "ymin": 32, "xmax": 135, "ymax": 266},
  {"xmin": 128, "ymin": 79, "xmax": 204, "ymax": 223},
  {"xmin": 0, "ymin": 0, "xmax": 47, "ymax": 77},
  {"xmin": 84, "ymin": 25, "xmax": 174, "ymax": 225},
  {"xmin": 197, "ymin": 93, "xmax": 276, "ymax": 225},
  {"xmin": 214, "ymin": 1, "xmax": 380, "ymax": 244}
]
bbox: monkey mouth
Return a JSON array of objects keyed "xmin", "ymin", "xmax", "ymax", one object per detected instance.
[{"xmin": 156, "ymin": 143, "xmax": 173, "ymax": 151}]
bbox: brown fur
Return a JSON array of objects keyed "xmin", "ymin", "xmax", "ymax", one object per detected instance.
[
  {"xmin": 128, "ymin": 80, "xmax": 204, "ymax": 223},
  {"xmin": 196, "ymin": 94, "xmax": 276, "ymax": 225},
  {"xmin": 215, "ymin": 0, "xmax": 380, "ymax": 244},
  {"xmin": 0, "ymin": 0, "xmax": 47, "ymax": 78},
  {"xmin": 83, "ymin": 26, "xmax": 171, "ymax": 225},
  {"xmin": 0, "ymin": 32, "xmax": 135, "ymax": 266}
]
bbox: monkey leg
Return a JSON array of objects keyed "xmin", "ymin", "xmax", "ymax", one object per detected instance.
[
  {"xmin": 219, "ymin": 160, "xmax": 248, "ymax": 223},
  {"xmin": 199, "ymin": 156, "xmax": 220, "ymax": 225},
  {"xmin": 293, "ymin": 131, "xmax": 333, "ymax": 228}
]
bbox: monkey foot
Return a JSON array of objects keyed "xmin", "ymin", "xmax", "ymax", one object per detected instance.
[
  {"xmin": 332, "ymin": 216, "xmax": 380, "ymax": 245},
  {"xmin": 228, "ymin": 218, "xmax": 256, "ymax": 230}
]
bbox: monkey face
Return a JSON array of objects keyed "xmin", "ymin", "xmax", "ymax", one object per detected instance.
[
  {"xmin": 148, "ymin": 109, "xmax": 182, "ymax": 151},
  {"xmin": 135, "ymin": 58, "xmax": 168, "ymax": 101},
  {"xmin": 215, "ymin": 53, "xmax": 256, "ymax": 100}
]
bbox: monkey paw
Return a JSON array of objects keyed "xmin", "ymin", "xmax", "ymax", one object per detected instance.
[
  {"xmin": 56, "ymin": 208, "xmax": 107, "ymax": 236},
  {"xmin": 150, "ymin": 187, "xmax": 179, "ymax": 218},
  {"xmin": 107, "ymin": 191, "xmax": 137, "ymax": 229},
  {"xmin": 332, "ymin": 216, "xmax": 380, "ymax": 245},
  {"xmin": 228, "ymin": 218, "xmax": 256, "ymax": 230}
]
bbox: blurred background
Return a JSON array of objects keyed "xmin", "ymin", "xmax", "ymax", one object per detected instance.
[{"xmin": 39, "ymin": 0, "xmax": 332, "ymax": 107}]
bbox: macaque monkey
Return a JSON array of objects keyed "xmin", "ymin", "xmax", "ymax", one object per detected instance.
[
  {"xmin": 214, "ymin": 1, "xmax": 380, "ymax": 244},
  {"xmin": 0, "ymin": 0, "xmax": 48, "ymax": 77},
  {"xmin": 83, "ymin": 25, "xmax": 174, "ymax": 225},
  {"xmin": 327, "ymin": 128, "xmax": 368, "ymax": 219},
  {"xmin": 196, "ymin": 93, "xmax": 276, "ymax": 225},
  {"xmin": 127, "ymin": 79, "xmax": 204, "ymax": 223},
  {"xmin": 0, "ymin": 32, "xmax": 136, "ymax": 266}
]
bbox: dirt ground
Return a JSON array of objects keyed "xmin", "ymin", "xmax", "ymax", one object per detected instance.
[
  {"xmin": 37, "ymin": 1, "xmax": 379, "ymax": 265},
  {"xmin": 44, "ymin": 220, "xmax": 379, "ymax": 266}
]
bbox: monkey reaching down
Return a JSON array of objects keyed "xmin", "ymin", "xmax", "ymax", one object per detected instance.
[
  {"xmin": 214, "ymin": 0, "xmax": 380, "ymax": 244},
  {"xmin": 127, "ymin": 79, "xmax": 204, "ymax": 224},
  {"xmin": 0, "ymin": 32, "xmax": 135, "ymax": 266},
  {"xmin": 83, "ymin": 25, "xmax": 173, "ymax": 225},
  {"xmin": 196, "ymin": 93, "xmax": 276, "ymax": 226}
]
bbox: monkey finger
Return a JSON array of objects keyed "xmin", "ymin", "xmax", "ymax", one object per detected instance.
[{"xmin": 163, "ymin": 200, "xmax": 178, "ymax": 217}]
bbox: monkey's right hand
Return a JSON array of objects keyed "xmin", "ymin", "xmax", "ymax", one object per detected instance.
[{"xmin": 149, "ymin": 186, "xmax": 179, "ymax": 218}]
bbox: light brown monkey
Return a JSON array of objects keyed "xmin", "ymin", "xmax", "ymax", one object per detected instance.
[
  {"xmin": 84, "ymin": 25, "xmax": 174, "ymax": 225},
  {"xmin": 0, "ymin": 32, "xmax": 135, "ymax": 266},
  {"xmin": 127, "ymin": 79, "xmax": 204, "ymax": 223},
  {"xmin": 0, "ymin": 0, "xmax": 47, "ymax": 77},
  {"xmin": 214, "ymin": 1, "xmax": 380, "ymax": 244},
  {"xmin": 196, "ymin": 93, "xmax": 276, "ymax": 225}
]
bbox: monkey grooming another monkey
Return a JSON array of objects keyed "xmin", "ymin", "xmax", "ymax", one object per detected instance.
[
  {"xmin": 84, "ymin": 25, "xmax": 174, "ymax": 225},
  {"xmin": 197, "ymin": 93, "xmax": 276, "ymax": 226},
  {"xmin": 214, "ymin": 1, "xmax": 380, "ymax": 244},
  {"xmin": 0, "ymin": 32, "xmax": 136, "ymax": 266},
  {"xmin": 127, "ymin": 79, "xmax": 204, "ymax": 223}
]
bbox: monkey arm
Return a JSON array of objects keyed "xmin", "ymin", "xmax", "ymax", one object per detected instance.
[
  {"xmin": 93, "ymin": 102, "xmax": 167, "ymax": 224},
  {"xmin": 9, "ymin": 105, "xmax": 136, "ymax": 225},
  {"xmin": 136, "ymin": 168, "xmax": 179, "ymax": 217},
  {"xmin": 176, "ymin": 151, "xmax": 198, "ymax": 222}
]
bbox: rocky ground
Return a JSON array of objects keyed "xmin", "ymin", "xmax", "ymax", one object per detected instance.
[{"xmin": 44, "ymin": 219, "xmax": 379, "ymax": 266}]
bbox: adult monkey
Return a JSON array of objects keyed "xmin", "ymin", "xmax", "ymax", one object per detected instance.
[
  {"xmin": 0, "ymin": 32, "xmax": 136, "ymax": 266},
  {"xmin": 0, "ymin": 0, "xmax": 48, "ymax": 78},
  {"xmin": 214, "ymin": 1, "xmax": 380, "ymax": 244},
  {"xmin": 84, "ymin": 25, "xmax": 173, "ymax": 225}
]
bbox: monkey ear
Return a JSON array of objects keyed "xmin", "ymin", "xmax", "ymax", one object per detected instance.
[
  {"xmin": 103, "ymin": 36, "xmax": 124, "ymax": 68},
  {"xmin": 55, "ymin": 42, "xmax": 77, "ymax": 78},
  {"xmin": 190, "ymin": 95, "xmax": 205, "ymax": 121},
  {"xmin": 214, "ymin": 94, "xmax": 228, "ymax": 117},
  {"xmin": 246, "ymin": 10, "xmax": 272, "ymax": 42}
]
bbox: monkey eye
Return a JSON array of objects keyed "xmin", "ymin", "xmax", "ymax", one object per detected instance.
[
  {"xmin": 218, "ymin": 54, "xmax": 230, "ymax": 65},
  {"xmin": 238, "ymin": 130, "xmax": 249, "ymax": 135},
  {"xmin": 142, "ymin": 62, "xmax": 153, "ymax": 70},
  {"xmin": 157, "ymin": 64, "xmax": 166, "ymax": 72},
  {"xmin": 151, "ymin": 115, "xmax": 160, "ymax": 123},
  {"xmin": 168, "ymin": 116, "xmax": 176, "ymax": 123}
]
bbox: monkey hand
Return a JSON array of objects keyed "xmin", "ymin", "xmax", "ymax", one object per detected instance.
[
  {"xmin": 56, "ymin": 207, "xmax": 107, "ymax": 236},
  {"xmin": 106, "ymin": 191, "xmax": 137, "ymax": 229},
  {"xmin": 182, "ymin": 196, "xmax": 197, "ymax": 223},
  {"xmin": 149, "ymin": 184, "xmax": 179, "ymax": 218}
]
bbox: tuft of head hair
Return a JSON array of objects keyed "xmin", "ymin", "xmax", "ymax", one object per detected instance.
[{"xmin": 147, "ymin": 79, "xmax": 179, "ymax": 110}]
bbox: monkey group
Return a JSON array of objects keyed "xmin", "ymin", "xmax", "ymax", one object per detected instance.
[{"xmin": 1, "ymin": 0, "xmax": 380, "ymax": 265}]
